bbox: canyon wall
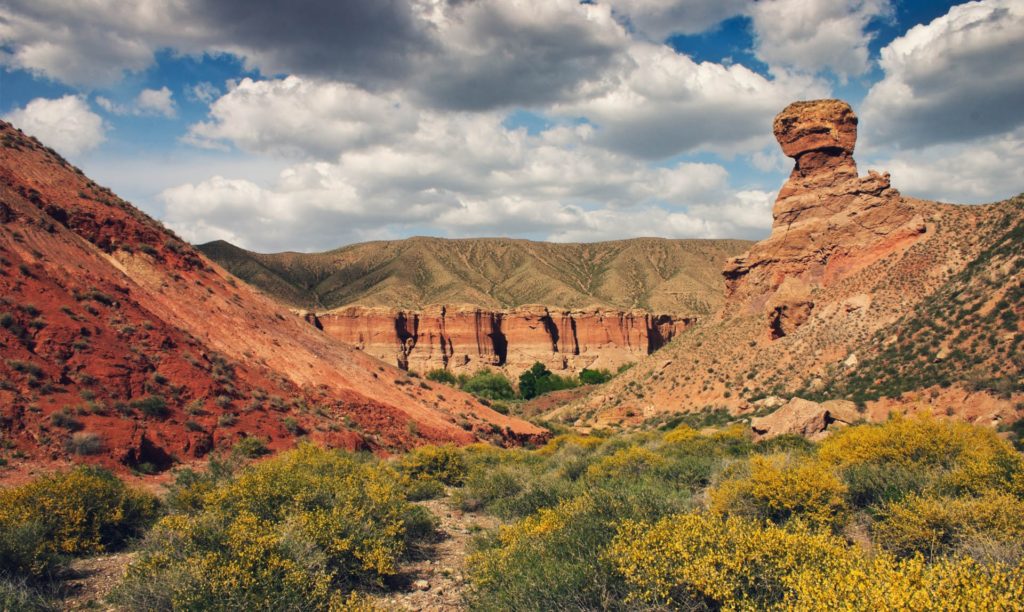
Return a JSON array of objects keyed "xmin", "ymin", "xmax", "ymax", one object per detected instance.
[{"xmin": 308, "ymin": 304, "xmax": 693, "ymax": 377}]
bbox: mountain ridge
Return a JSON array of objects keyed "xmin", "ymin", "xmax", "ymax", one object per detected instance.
[{"xmin": 198, "ymin": 235, "xmax": 753, "ymax": 315}]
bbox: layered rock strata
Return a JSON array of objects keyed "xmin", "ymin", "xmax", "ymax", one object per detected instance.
[
  {"xmin": 309, "ymin": 305, "xmax": 693, "ymax": 376},
  {"xmin": 723, "ymin": 99, "xmax": 926, "ymax": 337}
]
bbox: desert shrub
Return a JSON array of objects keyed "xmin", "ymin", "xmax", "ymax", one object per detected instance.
[
  {"xmin": 873, "ymin": 491, "xmax": 1024, "ymax": 563},
  {"xmin": 0, "ymin": 467, "xmax": 160, "ymax": 578},
  {"xmin": 425, "ymin": 368, "xmax": 457, "ymax": 385},
  {"xmin": 112, "ymin": 445, "xmax": 431, "ymax": 611},
  {"xmin": 406, "ymin": 478, "xmax": 446, "ymax": 501},
  {"xmin": 709, "ymin": 454, "xmax": 848, "ymax": 530},
  {"xmin": 467, "ymin": 484, "xmax": 690, "ymax": 611},
  {"xmin": 662, "ymin": 424, "xmax": 700, "ymax": 445},
  {"xmin": 48, "ymin": 409, "xmax": 82, "ymax": 431},
  {"xmin": 613, "ymin": 512, "xmax": 1024, "ymax": 610},
  {"xmin": 460, "ymin": 369, "xmax": 516, "ymax": 400},
  {"xmin": 397, "ymin": 444, "xmax": 467, "ymax": 486},
  {"xmin": 0, "ymin": 576, "xmax": 57, "ymax": 611},
  {"xmin": 578, "ymin": 367, "xmax": 613, "ymax": 385},
  {"xmin": 231, "ymin": 437, "xmax": 268, "ymax": 459},
  {"xmin": 586, "ymin": 446, "xmax": 667, "ymax": 482},
  {"xmin": 130, "ymin": 395, "xmax": 168, "ymax": 419},
  {"xmin": 518, "ymin": 362, "xmax": 578, "ymax": 399},
  {"xmin": 841, "ymin": 461, "xmax": 932, "ymax": 508},
  {"xmin": 818, "ymin": 413, "xmax": 1024, "ymax": 497},
  {"xmin": 64, "ymin": 431, "xmax": 102, "ymax": 455},
  {"xmin": 611, "ymin": 513, "xmax": 849, "ymax": 609},
  {"xmin": 787, "ymin": 549, "xmax": 1024, "ymax": 610}
]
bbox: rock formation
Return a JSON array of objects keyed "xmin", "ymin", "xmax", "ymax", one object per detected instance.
[
  {"xmin": 562, "ymin": 98, "xmax": 1022, "ymax": 430},
  {"xmin": 723, "ymin": 99, "xmax": 926, "ymax": 337},
  {"xmin": 311, "ymin": 304, "xmax": 692, "ymax": 377},
  {"xmin": 750, "ymin": 397, "xmax": 861, "ymax": 441}
]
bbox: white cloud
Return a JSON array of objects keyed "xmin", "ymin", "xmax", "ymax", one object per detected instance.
[
  {"xmin": 136, "ymin": 87, "xmax": 176, "ymax": 117},
  {"xmin": 4, "ymin": 95, "xmax": 106, "ymax": 156},
  {"xmin": 164, "ymin": 90, "xmax": 776, "ymax": 251},
  {"xmin": 867, "ymin": 127, "xmax": 1024, "ymax": 204},
  {"xmin": 862, "ymin": 0, "xmax": 1024, "ymax": 148},
  {"xmin": 186, "ymin": 77, "xmax": 420, "ymax": 159},
  {"xmin": 188, "ymin": 81, "xmax": 220, "ymax": 104},
  {"xmin": 749, "ymin": 0, "xmax": 891, "ymax": 79},
  {"xmin": 553, "ymin": 42, "xmax": 828, "ymax": 158},
  {"xmin": 95, "ymin": 87, "xmax": 177, "ymax": 118}
]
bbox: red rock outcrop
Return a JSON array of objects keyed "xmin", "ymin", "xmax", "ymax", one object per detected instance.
[
  {"xmin": 0, "ymin": 121, "xmax": 546, "ymax": 478},
  {"xmin": 312, "ymin": 304, "xmax": 692, "ymax": 377},
  {"xmin": 723, "ymin": 99, "xmax": 926, "ymax": 337}
]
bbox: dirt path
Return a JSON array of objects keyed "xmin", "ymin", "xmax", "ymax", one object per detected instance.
[
  {"xmin": 58, "ymin": 552, "xmax": 135, "ymax": 611},
  {"xmin": 370, "ymin": 493, "xmax": 500, "ymax": 611}
]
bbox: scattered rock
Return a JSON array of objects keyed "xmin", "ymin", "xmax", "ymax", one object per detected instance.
[{"xmin": 413, "ymin": 579, "xmax": 430, "ymax": 592}]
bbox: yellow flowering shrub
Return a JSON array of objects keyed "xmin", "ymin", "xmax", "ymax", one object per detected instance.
[
  {"xmin": 113, "ymin": 444, "xmax": 429, "ymax": 610},
  {"xmin": 709, "ymin": 455, "xmax": 848, "ymax": 530},
  {"xmin": 585, "ymin": 446, "xmax": 667, "ymax": 481},
  {"xmin": 536, "ymin": 433, "xmax": 605, "ymax": 455},
  {"xmin": 818, "ymin": 413, "xmax": 1023, "ymax": 496},
  {"xmin": 662, "ymin": 424, "xmax": 700, "ymax": 444},
  {"xmin": 0, "ymin": 466, "xmax": 160, "ymax": 577},
  {"xmin": 611, "ymin": 512, "xmax": 1024, "ymax": 610},
  {"xmin": 396, "ymin": 444, "xmax": 468, "ymax": 486},
  {"xmin": 787, "ymin": 551, "xmax": 1024, "ymax": 610},
  {"xmin": 873, "ymin": 491, "xmax": 1024, "ymax": 561},
  {"xmin": 609, "ymin": 513, "xmax": 851, "ymax": 609}
]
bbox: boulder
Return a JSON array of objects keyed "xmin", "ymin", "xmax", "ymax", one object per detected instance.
[{"xmin": 751, "ymin": 397, "xmax": 860, "ymax": 441}]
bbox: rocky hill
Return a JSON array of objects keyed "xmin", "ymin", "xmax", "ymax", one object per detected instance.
[
  {"xmin": 200, "ymin": 236, "xmax": 748, "ymax": 377},
  {"xmin": 0, "ymin": 121, "xmax": 545, "ymax": 477},
  {"xmin": 557, "ymin": 99, "xmax": 1023, "ymax": 429},
  {"xmin": 199, "ymin": 236, "xmax": 751, "ymax": 315}
]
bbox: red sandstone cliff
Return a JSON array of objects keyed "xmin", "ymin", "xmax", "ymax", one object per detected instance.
[{"xmin": 310, "ymin": 304, "xmax": 692, "ymax": 377}]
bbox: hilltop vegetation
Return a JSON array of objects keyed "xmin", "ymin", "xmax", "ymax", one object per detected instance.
[
  {"xmin": 807, "ymin": 197, "xmax": 1024, "ymax": 405},
  {"xmin": 4, "ymin": 415, "xmax": 1024, "ymax": 609},
  {"xmin": 198, "ymin": 236, "xmax": 751, "ymax": 314}
]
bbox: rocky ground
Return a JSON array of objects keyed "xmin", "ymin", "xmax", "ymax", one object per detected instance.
[{"xmin": 369, "ymin": 494, "xmax": 498, "ymax": 611}]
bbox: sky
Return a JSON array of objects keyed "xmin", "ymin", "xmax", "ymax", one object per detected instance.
[{"xmin": 0, "ymin": 0, "xmax": 1022, "ymax": 252}]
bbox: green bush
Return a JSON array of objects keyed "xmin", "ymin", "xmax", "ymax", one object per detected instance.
[
  {"xmin": 460, "ymin": 369, "xmax": 516, "ymax": 401},
  {"xmin": 0, "ymin": 467, "xmax": 160, "ymax": 578},
  {"xmin": 112, "ymin": 445, "xmax": 434, "ymax": 611},
  {"xmin": 518, "ymin": 362, "xmax": 577, "ymax": 399},
  {"xmin": 425, "ymin": 368, "xmax": 457, "ymax": 385},
  {"xmin": 397, "ymin": 444, "xmax": 468, "ymax": 486}
]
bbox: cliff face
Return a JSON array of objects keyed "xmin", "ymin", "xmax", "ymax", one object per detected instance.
[{"xmin": 312, "ymin": 305, "xmax": 693, "ymax": 377}]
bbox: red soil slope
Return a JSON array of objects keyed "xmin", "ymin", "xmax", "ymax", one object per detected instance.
[{"xmin": 0, "ymin": 122, "xmax": 546, "ymax": 477}]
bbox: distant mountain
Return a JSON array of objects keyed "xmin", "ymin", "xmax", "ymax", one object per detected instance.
[
  {"xmin": 198, "ymin": 236, "xmax": 752, "ymax": 316},
  {"xmin": 0, "ymin": 121, "xmax": 544, "ymax": 476}
]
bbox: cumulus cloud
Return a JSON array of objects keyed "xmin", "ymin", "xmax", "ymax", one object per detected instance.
[
  {"xmin": 749, "ymin": 0, "xmax": 892, "ymax": 79},
  {"xmin": 136, "ymin": 87, "xmax": 177, "ymax": 117},
  {"xmin": 164, "ymin": 99, "xmax": 773, "ymax": 251},
  {"xmin": 4, "ymin": 95, "xmax": 106, "ymax": 156},
  {"xmin": 866, "ymin": 127, "xmax": 1024, "ymax": 204},
  {"xmin": 861, "ymin": 0, "xmax": 1024, "ymax": 148},
  {"xmin": 98, "ymin": 87, "xmax": 177, "ymax": 117},
  {"xmin": 186, "ymin": 77, "xmax": 420, "ymax": 158},
  {"xmin": 553, "ymin": 43, "xmax": 828, "ymax": 158}
]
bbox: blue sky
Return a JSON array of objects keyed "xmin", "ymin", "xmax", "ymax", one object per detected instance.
[{"xmin": 1, "ymin": 0, "xmax": 1021, "ymax": 251}]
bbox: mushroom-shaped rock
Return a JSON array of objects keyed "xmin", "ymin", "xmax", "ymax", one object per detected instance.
[{"xmin": 773, "ymin": 99, "xmax": 858, "ymax": 159}]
